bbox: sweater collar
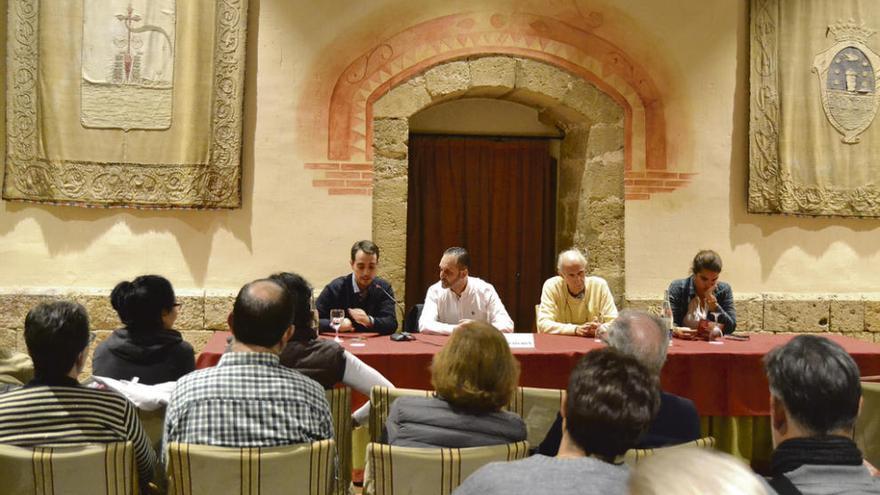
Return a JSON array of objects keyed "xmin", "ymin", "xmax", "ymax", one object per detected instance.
[{"xmin": 771, "ymin": 435, "xmax": 863, "ymax": 475}]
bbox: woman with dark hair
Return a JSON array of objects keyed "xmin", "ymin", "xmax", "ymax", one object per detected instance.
[
  {"xmin": 92, "ymin": 275, "xmax": 195, "ymax": 384},
  {"xmin": 269, "ymin": 272, "xmax": 393, "ymax": 425},
  {"xmin": 667, "ymin": 250, "xmax": 737, "ymax": 334},
  {"xmin": 386, "ymin": 321, "xmax": 526, "ymax": 447}
]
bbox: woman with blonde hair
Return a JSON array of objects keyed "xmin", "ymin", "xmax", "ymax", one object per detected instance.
[
  {"xmin": 386, "ymin": 321, "xmax": 526, "ymax": 447},
  {"xmin": 628, "ymin": 447, "xmax": 768, "ymax": 495}
]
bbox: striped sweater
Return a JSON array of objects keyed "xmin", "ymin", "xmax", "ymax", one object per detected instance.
[{"xmin": 0, "ymin": 383, "xmax": 157, "ymax": 482}]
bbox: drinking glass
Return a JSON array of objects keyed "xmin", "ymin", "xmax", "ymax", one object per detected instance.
[{"xmin": 330, "ymin": 309, "xmax": 344, "ymax": 343}]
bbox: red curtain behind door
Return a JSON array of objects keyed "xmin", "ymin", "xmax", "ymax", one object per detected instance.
[{"xmin": 405, "ymin": 135, "xmax": 557, "ymax": 332}]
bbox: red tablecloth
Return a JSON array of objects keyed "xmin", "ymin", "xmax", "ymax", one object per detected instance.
[{"xmin": 196, "ymin": 332, "xmax": 880, "ymax": 417}]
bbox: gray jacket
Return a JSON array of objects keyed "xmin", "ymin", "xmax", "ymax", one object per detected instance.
[
  {"xmin": 781, "ymin": 464, "xmax": 880, "ymax": 495},
  {"xmin": 386, "ymin": 396, "xmax": 526, "ymax": 448},
  {"xmin": 454, "ymin": 455, "xmax": 629, "ymax": 495}
]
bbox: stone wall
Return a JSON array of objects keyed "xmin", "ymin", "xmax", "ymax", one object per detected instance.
[
  {"xmin": 372, "ymin": 55, "xmax": 626, "ymax": 306},
  {"xmin": 624, "ymin": 293, "xmax": 880, "ymax": 343}
]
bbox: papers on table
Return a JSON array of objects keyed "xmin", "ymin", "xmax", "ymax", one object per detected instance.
[{"xmin": 504, "ymin": 333, "xmax": 535, "ymax": 349}]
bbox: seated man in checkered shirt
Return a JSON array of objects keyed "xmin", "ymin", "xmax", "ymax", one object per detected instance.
[{"xmin": 162, "ymin": 278, "xmax": 334, "ymax": 451}]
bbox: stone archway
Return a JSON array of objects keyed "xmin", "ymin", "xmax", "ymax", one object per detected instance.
[{"xmin": 371, "ymin": 55, "xmax": 625, "ymax": 309}]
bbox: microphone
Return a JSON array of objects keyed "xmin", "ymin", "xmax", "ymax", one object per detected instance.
[{"xmin": 374, "ymin": 283, "xmax": 410, "ymax": 338}]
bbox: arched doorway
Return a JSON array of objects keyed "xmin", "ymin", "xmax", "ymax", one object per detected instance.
[{"xmin": 372, "ymin": 56, "xmax": 626, "ymax": 328}]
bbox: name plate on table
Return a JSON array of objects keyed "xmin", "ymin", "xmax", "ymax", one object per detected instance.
[{"xmin": 504, "ymin": 333, "xmax": 535, "ymax": 348}]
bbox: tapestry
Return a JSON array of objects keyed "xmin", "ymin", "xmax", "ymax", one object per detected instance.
[
  {"xmin": 3, "ymin": 0, "xmax": 247, "ymax": 208},
  {"xmin": 750, "ymin": 0, "xmax": 880, "ymax": 216}
]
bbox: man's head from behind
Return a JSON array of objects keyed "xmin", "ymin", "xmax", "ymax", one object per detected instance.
[
  {"xmin": 230, "ymin": 279, "xmax": 294, "ymax": 348},
  {"xmin": 564, "ymin": 347, "xmax": 661, "ymax": 462},
  {"xmin": 606, "ymin": 309, "xmax": 669, "ymax": 376},
  {"xmin": 25, "ymin": 301, "xmax": 90, "ymax": 379},
  {"xmin": 764, "ymin": 335, "xmax": 861, "ymax": 445}
]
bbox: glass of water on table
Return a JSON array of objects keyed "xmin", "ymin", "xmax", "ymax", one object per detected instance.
[{"xmin": 330, "ymin": 309, "xmax": 344, "ymax": 343}]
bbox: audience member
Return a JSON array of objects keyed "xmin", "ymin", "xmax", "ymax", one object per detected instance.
[
  {"xmin": 538, "ymin": 310, "xmax": 700, "ymax": 455},
  {"xmin": 272, "ymin": 271, "xmax": 394, "ymax": 425},
  {"xmin": 537, "ymin": 248, "xmax": 618, "ymax": 336},
  {"xmin": 419, "ymin": 247, "xmax": 514, "ymax": 334},
  {"xmin": 667, "ymin": 249, "xmax": 737, "ymax": 334},
  {"xmin": 628, "ymin": 447, "xmax": 769, "ymax": 495},
  {"xmin": 163, "ymin": 279, "xmax": 333, "ymax": 451},
  {"xmin": 0, "ymin": 301, "xmax": 156, "ymax": 485},
  {"xmin": 93, "ymin": 275, "xmax": 195, "ymax": 384},
  {"xmin": 0, "ymin": 348, "xmax": 33, "ymax": 393},
  {"xmin": 386, "ymin": 320, "xmax": 525, "ymax": 447},
  {"xmin": 764, "ymin": 335, "xmax": 880, "ymax": 494},
  {"xmin": 454, "ymin": 347, "xmax": 660, "ymax": 495},
  {"xmin": 316, "ymin": 240, "xmax": 398, "ymax": 335}
]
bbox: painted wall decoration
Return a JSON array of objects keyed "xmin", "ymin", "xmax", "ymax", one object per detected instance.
[
  {"xmin": 3, "ymin": 0, "xmax": 247, "ymax": 209},
  {"xmin": 301, "ymin": 9, "xmax": 692, "ymax": 201}
]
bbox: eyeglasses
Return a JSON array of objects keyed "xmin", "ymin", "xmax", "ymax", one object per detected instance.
[{"xmin": 88, "ymin": 332, "xmax": 97, "ymax": 345}]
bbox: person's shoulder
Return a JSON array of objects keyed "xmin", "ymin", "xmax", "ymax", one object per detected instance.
[
  {"xmin": 374, "ymin": 276, "xmax": 393, "ymax": 289},
  {"xmin": 661, "ymin": 391, "xmax": 698, "ymax": 414},
  {"xmin": 716, "ymin": 281, "xmax": 733, "ymax": 292},
  {"xmin": 425, "ymin": 280, "xmax": 444, "ymax": 295},
  {"xmin": 542, "ymin": 276, "xmax": 564, "ymax": 290},
  {"xmin": 668, "ymin": 277, "xmax": 689, "ymax": 292},
  {"xmin": 324, "ymin": 274, "xmax": 351, "ymax": 291},
  {"xmin": 585, "ymin": 275, "xmax": 611, "ymax": 288}
]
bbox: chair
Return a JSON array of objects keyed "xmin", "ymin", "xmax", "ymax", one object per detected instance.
[
  {"xmin": 362, "ymin": 441, "xmax": 529, "ymax": 495},
  {"xmin": 138, "ymin": 406, "xmax": 166, "ymax": 453},
  {"xmin": 0, "ymin": 441, "xmax": 137, "ymax": 495},
  {"xmin": 369, "ymin": 387, "xmax": 432, "ymax": 442},
  {"xmin": 403, "ymin": 304, "xmax": 423, "ymax": 333},
  {"xmin": 326, "ymin": 387, "xmax": 353, "ymax": 495},
  {"xmin": 165, "ymin": 439, "xmax": 336, "ymax": 495},
  {"xmin": 856, "ymin": 381, "xmax": 880, "ymax": 467},
  {"xmin": 506, "ymin": 386, "xmax": 564, "ymax": 446},
  {"xmin": 622, "ymin": 436, "xmax": 716, "ymax": 466}
]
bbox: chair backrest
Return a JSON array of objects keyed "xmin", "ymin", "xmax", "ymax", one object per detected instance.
[
  {"xmin": 506, "ymin": 386, "xmax": 564, "ymax": 446},
  {"xmin": 166, "ymin": 439, "xmax": 336, "ymax": 495},
  {"xmin": 856, "ymin": 381, "xmax": 880, "ymax": 468},
  {"xmin": 369, "ymin": 387, "xmax": 432, "ymax": 442},
  {"xmin": 326, "ymin": 387, "xmax": 352, "ymax": 495},
  {"xmin": 0, "ymin": 441, "xmax": 137, "ymax": 495},
  {"xmin": 404, "ymin": 305, "xmax": 423, "ymax": 333},
  {"xmin": 370, "ymin": 385, "xmax": 564, "ymax": 445},
  {"xmin": 622, "ymin": 436, "xmax": 716, "ymax": 466},
  {"xmin": 138, "ymin": 405, "xmax": 166, "ymax": 454},
  {"xmin": 363, "ymin": 441, "xmax": 529, "ymax": 495}
]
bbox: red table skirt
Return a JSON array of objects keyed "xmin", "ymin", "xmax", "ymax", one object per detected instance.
[{"xmin": 196, "ymin": 332, "xmax": 880, "ymax": 417}]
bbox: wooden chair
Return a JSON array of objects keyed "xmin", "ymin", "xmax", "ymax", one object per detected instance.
[
  {"xmin": 622, "ymin": 436, "xmax": 716, "ymax": 466},
  {"xmin": 856, "ymin": 381, "xmax": 880, "ymax": 468},
  {"xmin": 0, "ymin": 441, "xmax": 138, "ymax": 495},
  {"xmin": 363, "ymin": 441, "xmax": 529, "ymax": 495},
  {"xmin": 506, "ymin": 386, "xmax": 564, "ymax": 446},
  {"xmin": 165, "ymin": 439, "xmax": 336, "ymax": 495},
  {"xmin": 326, "ymin": 387, "xmax": 353, "ymax": 495}
]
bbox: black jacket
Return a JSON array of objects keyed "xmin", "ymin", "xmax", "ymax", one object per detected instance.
[
  {"xmin": 316, "ymin": 274, "xmax": 398, "ymax": 335},
  {"xmin": 92, "ymin": 328, "xmax": 195, "ymax": 385}
]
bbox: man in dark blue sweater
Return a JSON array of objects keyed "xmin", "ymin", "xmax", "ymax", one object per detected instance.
[{"xmin": 316, "ymin": 240, "xmax": 398, "ymax": 335}]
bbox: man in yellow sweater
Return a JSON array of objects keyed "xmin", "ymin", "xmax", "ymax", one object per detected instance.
[{"xmin": 537, "ymin": 249, "xmax": 618, "ymax": 336}]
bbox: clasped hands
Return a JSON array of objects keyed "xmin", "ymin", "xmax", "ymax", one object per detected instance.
[{"xmin": 335, "ymin": 308, "xmax": 372, "ymax": 332}]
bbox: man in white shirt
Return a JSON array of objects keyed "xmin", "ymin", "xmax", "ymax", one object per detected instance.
[{"xmin": 418, "ymin": 247, "xmax": 515, "ymax": 334}]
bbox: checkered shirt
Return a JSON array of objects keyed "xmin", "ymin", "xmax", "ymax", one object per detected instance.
[{"xmin": 162, "ymin": 352, "xmax": 333, "ymax": 451}]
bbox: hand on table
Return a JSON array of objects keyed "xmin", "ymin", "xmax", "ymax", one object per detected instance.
[
  {"xmin": 348, "ymin": 308, "xmax": 372, "ymax": 327},
  {"xmin": 575, "ymin": 321, "xmax": 600, "ymax": 338},
  {"xmin": 338, "ymin": 318, "xmax": 355, "ymax": 332}
]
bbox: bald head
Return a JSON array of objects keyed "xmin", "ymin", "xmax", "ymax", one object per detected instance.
[
  {"xmin": 231, "ymin": 279, "xmax": 294, "ymax": 347},
  {"xmin": 606, "ymin": 310, "xmax": 669, "ymax": 375}
]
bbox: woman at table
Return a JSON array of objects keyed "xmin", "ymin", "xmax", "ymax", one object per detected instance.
[
  {"xmin": 270, "ymin": 272, "xmax": 393, "ymax": 425},
  {"xmin": 93, "ymin": 275, "xmax": 195, "ymax": 384},
  {"xmin": 667, "ymin": 250, "xmax": 737, "ymax": 334},
  {"xmin": 385, "ymin": 320, "xmax": 527, "ymax": 448}
]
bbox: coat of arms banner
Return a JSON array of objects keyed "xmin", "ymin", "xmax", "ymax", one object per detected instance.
[
  {"xmin": 3, "ymin": 0, "xmax": 247, "ymax": 208},
  {"xmin": 750, "ymin": 0, "xmax": 880, "ymax": 216}
]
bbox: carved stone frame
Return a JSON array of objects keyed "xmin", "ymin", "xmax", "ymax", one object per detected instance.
[
  {"xmin": 3, "ymin": 0, "xmax": 248, "ymax": 208},
  {"xmin": 749, "ymin": 0, "xmax": 880, "ymax": 216}
]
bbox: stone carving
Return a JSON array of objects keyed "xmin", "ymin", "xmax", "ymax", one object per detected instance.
[
  {"xmin": 749, "ymin": 0, "xmax": 880, "ymax": 217},
  {"xmin": 3, "ymin": 0, "xmax": 247, "ymax": 209},
  {"xmin": 812, "ymin": 20, "xmax": 880, "ymax": 144}
]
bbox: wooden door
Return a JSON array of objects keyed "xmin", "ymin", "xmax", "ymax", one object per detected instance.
[{"xmin": 405, "ymin": 134, "xmax": 557, "ymax": 332}]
